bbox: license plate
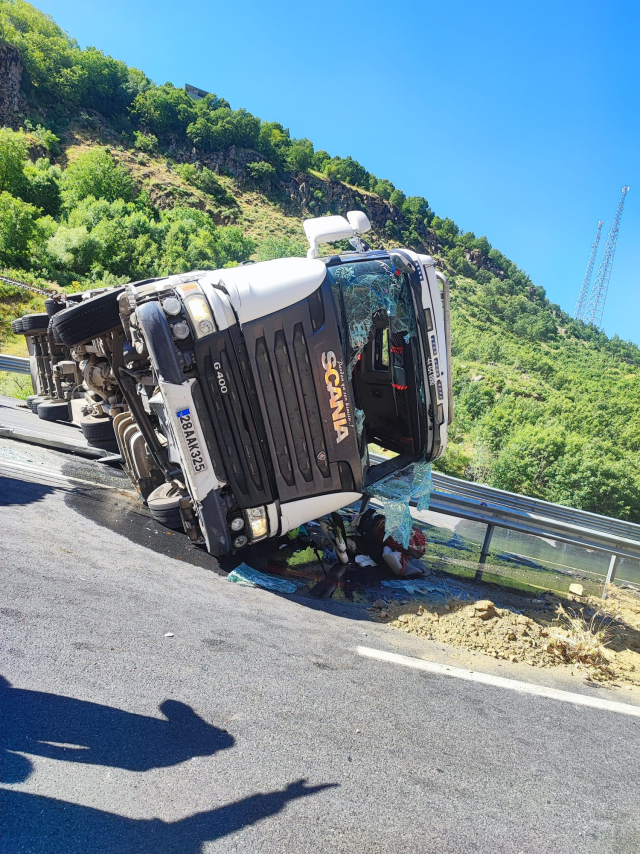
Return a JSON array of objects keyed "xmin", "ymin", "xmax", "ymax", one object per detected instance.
[{"xmin": 176, "ymin": 408, "xmax": 208, "ymax": 474}]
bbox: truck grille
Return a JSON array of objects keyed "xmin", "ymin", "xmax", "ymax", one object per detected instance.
[
  {"xmin": 195, "ymin": 329, "xmax": 274, "ymax": 509},
  {"xmin": 242, "ymin": 285, "xmax": 362, "ymax": 503}
]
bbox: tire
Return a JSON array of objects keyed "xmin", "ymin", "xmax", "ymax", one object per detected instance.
[
  {"xmin": 21, "ymin": 313, "xmax": 50, "ymax": 334},
  {"xmin": 147, "ymin": 482, "xmax": 185, "ymax": 530},
  {"xmin": 45, "ymin": 298, "xmax": 65, "ymax": 318},
  {"xmin": 31, "ymin": 397, "xmax": 50, "ymax": 413},
  {"xmin": 37, "ymin": 399, "xmax": 71, "ymax": 422},
  {"xmin": 26, "ymin": 394, "xmax": 40, "ymax": 410},
  {"xmin": 51, "ymin": 288, "xmax": 125, "ymax": 347},
  {"xmin": 80, "ymin": 414, "xmax": 116, "ymax": 443},
  {"xmin": 11, "ymin": 318, "xmax": 24, "ymax": 334}
]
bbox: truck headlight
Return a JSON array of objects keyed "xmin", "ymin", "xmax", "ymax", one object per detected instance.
[
  {"xmin": 177, "ymin": 285, "xmax": 217, "ymax": 339},
  {"xmin": 247, "ymin": 506, "xmax": 268, "ymax": 539}
]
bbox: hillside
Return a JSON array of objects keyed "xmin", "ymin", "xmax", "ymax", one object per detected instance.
[{"xmin": 1, "ymin": 0, "xmax": 639, "ymax": 521}]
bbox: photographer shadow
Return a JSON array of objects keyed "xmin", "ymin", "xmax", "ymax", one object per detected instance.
[{"xmin": 0, "ymin": 675, "xmax": 234, "ymax": 784}]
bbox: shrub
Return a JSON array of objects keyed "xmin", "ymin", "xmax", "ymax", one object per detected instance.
[
  {"xmin": 285, "ymin": 139, "xmax": 313, "ymax": 172},
  {"xmin": 257, "ymin": 236, "xmax": 307, "ymax": 261},
  {"xmin": 246, "ymin": 161, "xmax": 276, "ymax": 186},
  {"xmin": 0, "ymin": 191, "xmax": 40, "ymax": 266},
  {"xmin": 61, "ymin": 148, "xmax": 135, "ymax": 205},
  {"xmin": 175, "ymin": 164, "xmax": 233, "ymax": 204},
  {"xmin": 133, "ymin": 131, "xmax": 158, "ymax": 153}
]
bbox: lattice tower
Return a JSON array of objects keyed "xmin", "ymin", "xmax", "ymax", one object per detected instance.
[
  {"xmin": 574, "ymin": 220, "xmax": 603, "ymax": 320},
  {"xmin": 585, "ymin": 186, "xmax": 630, "ymax": 327}
]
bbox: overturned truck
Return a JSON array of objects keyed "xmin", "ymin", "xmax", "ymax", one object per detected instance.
[{"xmin": 24, "ymin": 212, "xmax": 453, "ymax": 557}]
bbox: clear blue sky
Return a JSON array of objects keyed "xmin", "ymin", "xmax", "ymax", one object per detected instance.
[{"xmin": 37, "ymin": 0, "xmax": 639, "ymax": 344}]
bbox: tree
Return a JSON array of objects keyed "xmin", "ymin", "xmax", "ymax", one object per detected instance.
[
  {"xmin": 286, "ymin": 138, "xmax": 313, "ymax": 172},
  {"xmin": 372, "ymin": 178, "xmax": 395, "ymax": 200},
  {"xmin": 323, "ymin": 156, "xmax": 370, "ymax": 189},
  {"xmin": 61, "ymin": 148, "xmax": 135, "ymax": 206},
  {"xmin": 257, "ymin": 235, "xmax": 307, "ymax": 261},
  {"xmin": 186, "ymin": 108, "xmax": 261, "ymax": 152},
  {"xmin": 0, "ymin": 128, "xmax": 28, "ymax": 196},
  {"xmin": 22, "ymin": 158, "xmax": 61, "ymax": 216},
  {"xmin": 130, "ymin": 84, "xmax": 197, "ymax": 139},
  {"xmin": 0, "ymin": 191, "xmax": 39, "ymax": 266},
  {"xmin": 75, "ymin": 47, "xmax": 150, "ymax": 117},
  {"xmin": 311, "ymin": 150, "xmax": 330, "ymax": 171},
  {"xmin": 46, "ymin": 224, "xmax": 101, "ymax": 275},
  {"xmin": 246, "ymin": 161, "xmax": 276, "ymax": 187}
]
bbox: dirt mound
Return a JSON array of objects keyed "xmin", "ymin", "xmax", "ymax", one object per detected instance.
[{"xmin": 381, "ymin": 586, "xmax": 640, "ymax": 686}]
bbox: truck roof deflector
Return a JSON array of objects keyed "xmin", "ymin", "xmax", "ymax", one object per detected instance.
[{"xmin": 304, "ymin": 211, "xmax": 371, "ymax": 259}]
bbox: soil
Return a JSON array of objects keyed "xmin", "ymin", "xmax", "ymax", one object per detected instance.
[{"xmin": 376, "ymin": 584, "xmax": 640, "ymax": 688}]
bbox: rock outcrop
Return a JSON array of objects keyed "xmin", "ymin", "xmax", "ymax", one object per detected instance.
[{"xmin": 0, "ymin": 42, "xmax": 26, "ymax": 129}]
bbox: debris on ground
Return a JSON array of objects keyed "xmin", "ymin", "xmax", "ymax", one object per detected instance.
[
  {"xmin": 221, "ymin": 504, "xmax": 640, "ymax": 690},
  {"xmin": 359, "ymin": 510, "xmax": 429, "ymax": 578},
  {"xmin": 227, "ymin": 563, "xmax": 307, "ymax": 594},
  {"xmin": 380, "ymin": 584, "xmax": 640, "ymax": 687}
]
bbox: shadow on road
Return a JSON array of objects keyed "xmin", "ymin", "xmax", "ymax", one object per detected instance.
[
  {"xmin": 0, "ymin": 476, "xmax": 56, "ymax": 506},
  {"xmin": 0, "ymin": 676, "xmax": 234, "ymax": 784},
  {"xmin": 0, "ymin": 780, "xmax": 336, "ymax": 853}
]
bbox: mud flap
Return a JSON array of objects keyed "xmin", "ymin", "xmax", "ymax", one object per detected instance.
[{"xmin": 136, "ymin": 300, "xmax": 183, "ymax": 385}]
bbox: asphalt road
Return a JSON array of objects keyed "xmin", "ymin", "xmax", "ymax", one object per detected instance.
[{"xmin": 1, "ymin": 436, "xmax": 639, "ymax": 853}]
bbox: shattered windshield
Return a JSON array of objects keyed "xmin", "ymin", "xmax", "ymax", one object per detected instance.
[
  {"xmin": 327, "ymin": 257, "xmax": 418, "ymax": 377},
  {"xmin": 326, "ymin": 256, "xmax": 426, "ymax": 456},
  {"xmin": 326, "ymin": 256, "xmax": 432, "ymax": 548}
]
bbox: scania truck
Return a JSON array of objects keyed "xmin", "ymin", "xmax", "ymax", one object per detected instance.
[{"xmin": 43, "ymin": 211, "xmax": 452, "ymax": 556}]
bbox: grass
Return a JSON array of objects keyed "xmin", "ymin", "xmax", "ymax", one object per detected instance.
[
  {"xmin": 548, "ymin": 604, "xmax": 615, "ymax": 681},
  {"xmin": 0, "ymin": 371, "xmax": 33, "ymax": 400}
]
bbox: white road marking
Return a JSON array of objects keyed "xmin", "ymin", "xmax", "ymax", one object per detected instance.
[
  {"xmin": 357, "ymin": 646, "xmax": 640, "ymax": 718},
  {"xmin": 0, "ymin": 458, "xmax": 121, "ymax": 491}
]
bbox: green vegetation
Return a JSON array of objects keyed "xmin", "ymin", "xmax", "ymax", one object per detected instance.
[{"xmin": 1, "ymin": 0, "xmax": 639, "ymax": 521}]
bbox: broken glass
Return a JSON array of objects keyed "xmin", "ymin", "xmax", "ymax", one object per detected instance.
[
  {"xmin": 365, "ymin": 457, "xmax": 434, "ymax": 548},
  {"xmin": 328, "ymin": 258, "xmax": 419, "ymax": 378}
]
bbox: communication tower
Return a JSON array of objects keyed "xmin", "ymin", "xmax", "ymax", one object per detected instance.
[
  {"xmin": 585, "ymin": 186, "xmax": 630, "ymax": 327},
  {"xmin": 574, "ymin": 220, "xmax": 603, "ymax": 320}
]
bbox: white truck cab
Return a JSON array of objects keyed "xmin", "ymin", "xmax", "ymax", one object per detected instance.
[{"xmin": 48, "ymin": 212, "xmax": 452, "ymax": 557}]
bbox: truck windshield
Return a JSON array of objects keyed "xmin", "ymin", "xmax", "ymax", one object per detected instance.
[{"xmin": 326, "ymin": 257, "xmax": 426, "ymax": 461}]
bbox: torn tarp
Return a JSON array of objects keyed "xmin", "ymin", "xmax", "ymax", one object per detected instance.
[
  {"xmin": 366, "ymin": 458, "xmax": 434, "ymax": 549},
  {"xmin": 227, "ymin": 563, "xmax": 307, "ymax": 594}
]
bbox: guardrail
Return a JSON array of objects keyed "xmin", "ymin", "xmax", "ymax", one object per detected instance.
[
  {"xmin": 0, "ymin": 354, "xmax": 31, "ymax": 375},
  {"xmin": 370, "ymin": 453, "xmax": 640, "ymax": 594},
  {"xmin": 0, "ymin": 370, "xmax": 636, "ymax": 596}
]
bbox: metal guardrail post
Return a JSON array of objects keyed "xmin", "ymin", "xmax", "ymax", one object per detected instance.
[
  {"xmin": 475, "ymin": 523, "xmax": 495, "ymax": 581},
  {"xmin": 602, "ymin": 554, "xmax": 619, "ymax": 599}
]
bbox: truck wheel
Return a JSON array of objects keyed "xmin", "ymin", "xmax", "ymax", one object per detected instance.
[
  {"xmin": 80, "ymin": 415, "xmax": 118, "ymax": 452},
  {"xmin": 26, "ymin": 394, "xmax": 42, "ymax": 410},
  {"xmin": 51, "ymin": 288, "xmax": 125, "ymax": 347},
  {"xmin": 147, "ymin": 482, "xmax": 184, "ymax": 530},
  {"xmin": 45, "ymin": 298, "xmax": 65, "ymax": 317},
  {"xmin": 11, "ymin": 318, "xmax": 24, "ymax": 334},
  {"xmin": 31, "ymin": 397, "xmax": 50, "ymax": 413},
  {"xmin": 37, "ymin": 399, "xmax": 71, "ymax": 422},
  {"xmin": 21, "ymin": 313, "xmax": 50, "ymax": 334}
]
